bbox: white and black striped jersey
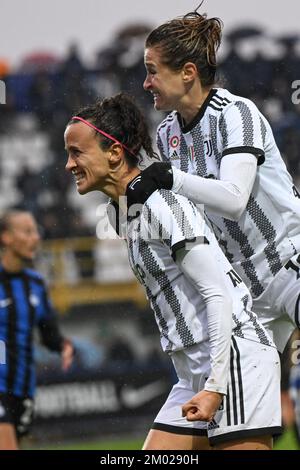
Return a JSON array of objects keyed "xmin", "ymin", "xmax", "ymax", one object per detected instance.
[
  {"xmin": 156, "ymin": 88, "xmax": 300, "ymax": 299},
  {"xmin": 126, "ymin": 188, "xmax": 274, "ymax": 353}
]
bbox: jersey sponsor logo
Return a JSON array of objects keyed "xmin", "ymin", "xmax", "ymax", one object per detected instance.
[
  {"xmin": 0, "ymin": 298, "xmax": 12, "ymax": 308},
  {"xmin": 120, "ymin": 380, "xmax": 167, "ymax": 408},
  {"xmin": 207, "ymin": 418, "xmax": 219, "ymax": 430},
  {"xmin": 170, "ymin": 150, "xmax": 180, "ymax": 161},
  {"xmin": 128, "ymin": 175, "xmax": 142, "ymax": 191},
  {"xmin": 29, "ymin": 294, "xmax": 40, "ymax": 307},
  {"xmin": 204, "ymin": 139, "xmax": 213, "ymax": 157}
]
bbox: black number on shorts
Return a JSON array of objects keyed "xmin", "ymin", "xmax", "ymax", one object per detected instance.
[{"xmin": 293, "ymin": 185, "xmax": 300, "ymax": 199}]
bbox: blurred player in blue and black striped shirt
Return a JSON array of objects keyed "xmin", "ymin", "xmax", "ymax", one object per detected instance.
[
  {"xmin": 0, "ymin": 210, "xmax": 74, "ymax": 449},
  {"xmin": 290, "ymin": 357, "xmax": 300, "ymax": 445}
]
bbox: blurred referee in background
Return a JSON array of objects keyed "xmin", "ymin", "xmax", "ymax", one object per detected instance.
[{"xmin": 0, "ymin": 210, "xmax": 74, "ymax": 449}]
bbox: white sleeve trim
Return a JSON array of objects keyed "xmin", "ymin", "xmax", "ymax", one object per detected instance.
[
  {"xmin": 172, "ymin": 153, "xmax": 257, "ymax": 221},
  {"xmin": 176, "ymin": 243, "xmax": 232, "ymax": 395}
]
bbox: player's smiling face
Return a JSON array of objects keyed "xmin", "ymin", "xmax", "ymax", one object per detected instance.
[
  {"xmin": 144, "ymin": 47, "xmax": 186, "ymax": 112},
  {"xmin": 64, "ymin": 122, "xmax": 111, "ymax": 195}
]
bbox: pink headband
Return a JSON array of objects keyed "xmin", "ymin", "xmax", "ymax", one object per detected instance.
[{"xmin": 71, "ymin": 116, "xmax": 136, "ymax": 157}]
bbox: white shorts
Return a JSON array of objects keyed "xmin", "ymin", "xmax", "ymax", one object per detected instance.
[
  {"xmin": 253, "ymin": 253, "xmax": 300, "ymax": 352},
  {"xmin": 152, "ymin": 336, "xmax": 282, "ymax": 445}
]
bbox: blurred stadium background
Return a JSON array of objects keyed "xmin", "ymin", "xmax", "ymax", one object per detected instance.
[{"xmin": 0, "ymin": 0, "xmax": 300, "ymax": 450}]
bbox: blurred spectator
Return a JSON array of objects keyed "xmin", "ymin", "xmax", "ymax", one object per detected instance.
[
  {"xmin": 16, "ymin": 165, "xmax": 41, "ymax": 214},
  {"xmin": 220, "ymin": 26, "xmax": 262, "ymax": 95},
  {"xmin": 0, "ymin": 210, "xmax": 74, "ymax": 449},
  {"xmin": 19, "ymin": 51, "xmax": 60, "ymax": 74},
  {"xmin": 58, "ymin": 43, "xmax": 92, "ymax": 118},
  {"xmin": 273, "ymin": 35, "xmax": 300, "ymax": 86},
  {"xmin": 29, "ymin": 70, "xmax": 55, "ymax": 128},
  {"xmin": 96, "ymin": 24, "xmax": 153, "ymax": 110},
  {"xmin": 61, "ymin": 43, "xmax": 85, "ymax": 77},
  {"xmin": 0, "ymin": 59, "xmax": 10, "ymax": 78},
  {"xmin": 69, "ymin": 212, "xmax": 95, "ymax": 279},
  {"xmin": 290, "ymin": 361, "xmax": 300, "ymax": 445},
  {"xmin": 107, "ymin": 336, "xmax": 135, "ymax": 364}
]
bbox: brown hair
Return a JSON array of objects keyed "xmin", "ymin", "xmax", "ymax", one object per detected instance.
[
  {"xmin": 69, "ymin": 93, "xmax": 158, "ymax": 168},
  {"xmin": 145, "ymin": 12, "xmax": 223, "ymax": 87},
  {"xmin": 0, "ymin": 210, "xmax": 28, "ymax": 247}
]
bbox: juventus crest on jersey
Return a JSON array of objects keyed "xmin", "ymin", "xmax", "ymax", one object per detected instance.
[
  {"xmin": 156, "ymin": 88, "xmax": 300, "ymax": 299},
  {"xmin": 125, "ymin": 188, "xmax": 273, "ymax": 353}
]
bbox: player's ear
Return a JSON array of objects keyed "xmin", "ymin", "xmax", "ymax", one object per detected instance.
[
  {"xmin": 182, "ymin": 62, "xmax": 198, "ymax": 83},
  {"xmin": 1, "ymin": 230, "xmax": 12, "ymax": 247},
  {"xmin": 108, "ymin": 143, "xmax": 124, "ymax": 164}
]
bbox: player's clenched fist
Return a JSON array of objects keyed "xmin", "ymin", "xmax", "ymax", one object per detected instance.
[{"xmin": 182, "ymin": 390, "xmax": 223, "ymax": 422}]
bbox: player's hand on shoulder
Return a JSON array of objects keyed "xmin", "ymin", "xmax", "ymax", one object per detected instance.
[
  {"xmin": 182, "ymin": 389, "xmax": 223, "ymax": 422},
  {"xmin": 142, "ymin": 162, "xmax": 173, "ymax": 191},
  {"xmin": 127, "ymin": 162, "xmax": 173, "ymax": 205}
]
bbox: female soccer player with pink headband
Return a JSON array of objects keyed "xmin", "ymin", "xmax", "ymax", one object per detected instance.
[{"xmin": 64, "ymin": 93, "xmax": 281, "ymax": 450}]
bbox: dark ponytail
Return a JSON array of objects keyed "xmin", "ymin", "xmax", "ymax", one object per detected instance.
[{"xmin": 70, "ymin": 93, "xmax": 158, "ymax": 167}]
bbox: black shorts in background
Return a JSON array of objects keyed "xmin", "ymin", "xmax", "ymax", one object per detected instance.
[{"xmin": 0, "ymin": 393, "xmax": 34, "ymax": 438}]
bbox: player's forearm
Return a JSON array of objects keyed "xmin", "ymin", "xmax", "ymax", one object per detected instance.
[
  {"xmin": 172, "ymin": 153, "xmax": 257, "ymax": 221},
  {"xmin": 204, "ymin": 296, "xmax": 232, "ymax": 395},
  {"xmin": 39, "ymin": 317, "xmax": 64, "ymax": 352},
  {"xmin": 176, "ymin": 244, "xmax": 232, "ymax": 394}
]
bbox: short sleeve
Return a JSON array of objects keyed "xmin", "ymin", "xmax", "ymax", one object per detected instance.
[
  {"xmin": 219, "ymin": 99, "xmax": 265, "ymax": 165},
  {"xmin": 142, "ymin": 190, "xmax": 209, "ymax": 261},
  {"xmin": 38, "ymin": 282, "xmax": 64, "ymax": 352}
]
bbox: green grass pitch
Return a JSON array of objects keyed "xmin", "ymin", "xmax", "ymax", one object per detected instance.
[{"xmin": 28, "ymin": 427, "xmax": 300, "ymax": 450}]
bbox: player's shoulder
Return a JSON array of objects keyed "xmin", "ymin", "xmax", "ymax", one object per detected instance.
[
  {"xmin": 23, "ymin": 267, "xmax": 45, "ymax": 285},
  {"xmin": 208, "ymin": 88, "xmax": 233, "ymax": 113},
  {"xmin": 144, "ymin": 189, "xmax": 203, "ymax": 220},
  {"xmin": 157, "ymin": 111, "xmax": 177, "ymax": 135},
  {"xmin": 145, "ymin": 188, "xmax": 189, "ymax": 207},
  {"xmin": 216, "ymin": 88, "xmax": 259, "ymax": 115}
]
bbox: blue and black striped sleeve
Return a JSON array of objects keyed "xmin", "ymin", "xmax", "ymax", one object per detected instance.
[{"xmin": 37, "ymin": 283, "xmax": 64, "ymax": 352}]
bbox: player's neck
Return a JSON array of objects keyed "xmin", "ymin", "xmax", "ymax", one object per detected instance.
[
  {"xmin": 102, "ymin": 167, "xmax": 141, "ymax": 204},
  {"xmin": 178, "ymin": 86, "xmax": 211, "ymax": 125},
  {"xmin": 1, "ymin": 251, "xmax": 24, "ymax": 273}
]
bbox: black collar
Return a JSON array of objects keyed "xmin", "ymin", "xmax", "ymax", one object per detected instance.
[
  {"xmin": 0, "ymin": 264, "xmax": 24, "ymax": 279},
  {"xmin": 125, "ymin": 173, "xmax": 155, "ymax": 206},
  {"xmin": 106, "ymin": 174, "xmax": 150, "ymax": 233},
  {"xmin": 177, "ymin": 88, "xmax": 217, "ymax": 133},
  {"xmin": 126, "ymin": 173, "xmax": 154, "ymax": 222}
]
